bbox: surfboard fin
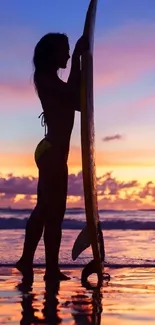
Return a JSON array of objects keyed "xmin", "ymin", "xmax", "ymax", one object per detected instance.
[
  {"xmin": 81, "ymin": 259, "xmax": 110, "ymax": 288},
  {"xmin": 72, "ymin": 226, "xmax": 91, "ymax": 261}
]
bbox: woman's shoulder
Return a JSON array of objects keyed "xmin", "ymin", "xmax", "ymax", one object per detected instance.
[{"xmin": 38, "ymin": 74, "xmax": 67, "ymax": 92}]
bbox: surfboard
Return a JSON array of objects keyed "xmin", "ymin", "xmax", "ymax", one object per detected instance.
[{"xmin": 72, "ymin": 0, "xmax": 108, "ymax": 287}]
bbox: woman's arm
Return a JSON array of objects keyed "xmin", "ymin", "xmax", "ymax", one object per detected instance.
[
  {"xmin": 40, "ymin": 37, "xmax": 87, "ymax": 113},
  {"xmin": 67, "ymin": 54, "xmax": 81, "ymax": 111},
  {"xmin": 67, "ymin": 36, "xmax": 88, "ymax": 111}
]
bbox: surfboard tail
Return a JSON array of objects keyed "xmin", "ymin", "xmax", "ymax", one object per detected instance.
[{"xmin": 81, "ymin": 259, "xmax": 110, "ymax": 288}]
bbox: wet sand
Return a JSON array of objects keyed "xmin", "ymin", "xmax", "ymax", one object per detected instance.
[{"xmin": 0, "ymin": 266, "xmax": 155, "ymax": 324}]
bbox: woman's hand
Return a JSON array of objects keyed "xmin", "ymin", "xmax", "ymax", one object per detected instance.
[{"xmin": 73, "ymin": 35, "xmax": 89, "ymax": 58}]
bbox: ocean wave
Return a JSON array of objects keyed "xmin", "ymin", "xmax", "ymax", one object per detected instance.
[{"xmin": 1, "ymin": 217, "xmax": 155, "ymax": 230}]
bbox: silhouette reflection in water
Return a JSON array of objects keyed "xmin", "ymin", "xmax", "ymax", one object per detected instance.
[
  {"xmin": 17, "ymin": 280, "xmax": 61, "ymax": 324},
  {"xmin": 17, "ymin": 279, "xmax": 104, "ymax": 325}
]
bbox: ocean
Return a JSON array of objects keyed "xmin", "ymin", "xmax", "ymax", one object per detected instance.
[{"xmin": 0, "ymin": 208, "xmax": 155, "ymax": 266}]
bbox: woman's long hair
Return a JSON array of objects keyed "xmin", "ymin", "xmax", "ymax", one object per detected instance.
[{"xmin": 33, "ymin": 33, "xmax": 68, "ymax": 91}]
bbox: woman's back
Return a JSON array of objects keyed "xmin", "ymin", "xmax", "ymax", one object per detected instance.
[{"xmin": 37, "ymin": 73, "xmax": 75, "ymax": 161}]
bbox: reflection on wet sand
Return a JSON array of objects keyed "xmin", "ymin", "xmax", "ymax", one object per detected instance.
[
  {"xmin": 1, "ymin": 267, "xmax": 155, "ymax": 324},
  {"xmin": 20, "ymin": 291, "xmax": 62, "ymax": 324},
  {"xmin": 17, "ymin": 280, "xmax": 61, "ymax": 324},
  {"xmin": 17, "ymin": 276, "xmax": 104, "ymax": 325},
  {"xmin": 71, "ymin": 289, "xmax": 102, "ymax": 325}
]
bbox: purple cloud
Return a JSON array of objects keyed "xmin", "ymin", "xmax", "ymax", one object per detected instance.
[
  {"xmin": 0, "ymin": 175, "xmax": 37, "ymax": 195},
  {"xmin": 68, "ymin": 172, "xmax": 84, "ymax": 196},
  {"xmin": 97, "ymin": 173, "xmax": 139, "ymax": 196},
  {"xmin": 0, "ymin": 172, "xmax": 154, "ymax": 210},
  {"xmin": 102, "ymin": 134, "xmax": 124, "ymax": 142}
]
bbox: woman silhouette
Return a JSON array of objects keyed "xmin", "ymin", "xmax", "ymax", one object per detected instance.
[{"xmin": 16, "ymin": 32, "xmax": 87, "ymax": 289}]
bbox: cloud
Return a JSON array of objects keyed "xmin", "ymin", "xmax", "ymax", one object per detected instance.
[
  {"xmin": 102, "ymin": 134, "xmax": 124, "ymax": 142},
  {"xmin": 68, "ymin": 172, "xmax": 83, "ymax": 196},
  {"xmin": 0, "ymin": 172, "xmax": 154, "ymax": 210},
  {"xmin": 97, "ymin": 172, "xmax": 139, "ymax": 195},
  {"xmin": 138, "ymin": 181, "xmax": 155, "ymax": 199},
  {"xmin": 96, "ymin": 173, "xmax": 155, "ymax": 210},
  {"xmin": 0, "ymin": 174, "xmax": 37, "ymax": 195},
  {"xmin": 0, "ymin": 171, "xmax": 84, "ymax": 202}
]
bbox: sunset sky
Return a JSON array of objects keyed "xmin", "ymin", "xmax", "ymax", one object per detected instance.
[{"xmin": 0, "ymin": 0, "xmax": 155, "ymax": 209}]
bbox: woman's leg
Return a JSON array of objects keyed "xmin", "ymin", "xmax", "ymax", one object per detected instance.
[
  {"xmin": 16, "ymin": 148, "xmax": 69, "ymax": 284},
  {"xmin": 16, "ymin": 181, "xmax": 44, "ymax": 281},
  {"xmin": 38, "ymin": 151, "xmax": 68, "ymax": 283}
]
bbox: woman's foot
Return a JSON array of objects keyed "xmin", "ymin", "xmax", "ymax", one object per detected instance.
[
  {"xmin": 44, "ymin": 269, "xmax": 70, "ymax": 282},
  {"xmin": 15, "ymin": 259, "xmax": 33, "ymax": 285},
  {"xmin": 59, "ymin": 270, "xmax": 70, "ymax": 281}
]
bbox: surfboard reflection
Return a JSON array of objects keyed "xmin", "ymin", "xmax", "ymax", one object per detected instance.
[{"xmin": 71, "ymin": 289, "xmax": 103, "ymax": 325}]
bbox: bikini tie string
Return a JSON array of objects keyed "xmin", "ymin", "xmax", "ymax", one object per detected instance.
[{"xmin": 38, "ymin": 112, "xmax": 47, "ymax": 136}]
